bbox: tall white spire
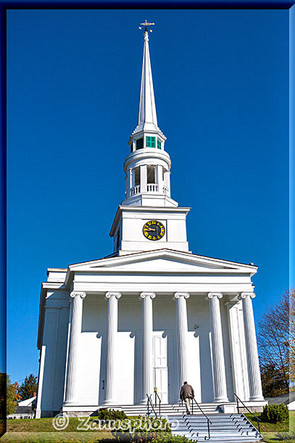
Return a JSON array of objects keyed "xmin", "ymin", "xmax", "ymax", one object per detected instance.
[
  {"xmin": 123, "ymin": 21, "xmax": 176, "ymax": 209},
  {"xmin": 131, "ymin": 22, "xmax": 165, "ymax": 136},
  {"xmin": 135, "ymin": 30, "xmax": 158, "ymax": 133}
]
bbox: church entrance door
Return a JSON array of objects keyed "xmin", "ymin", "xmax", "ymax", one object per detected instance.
[{"xmin": 152, "ymin": 332, "xmax": 168, "ymax": 403}]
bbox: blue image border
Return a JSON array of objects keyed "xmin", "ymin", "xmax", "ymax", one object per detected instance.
[{"xmin": 0, "ymin": 0, "xmax": 293, "ymax": 432}]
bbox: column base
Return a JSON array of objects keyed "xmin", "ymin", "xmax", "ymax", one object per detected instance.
[
  {"xmin": 140, "ymin": 398, "xmax": 148, "ymax": 405},
  {"xmin": 103, "ymin": 399, "xmax": 117, "ymax": 406},
  {"xmin": 249, "ymin": 395, "xmax": 265, "ymax": 402},
  {"xmin": 63, "ymin": 400, "xmax": 78, "ymax": 406},
  {"xmin": 214, "ymin": 397, "xmax": 229, "ymax": 403}
]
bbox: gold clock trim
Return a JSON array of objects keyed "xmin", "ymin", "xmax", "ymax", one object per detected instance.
[{"xmin": 142, "ymin": 220, "xmax": 165, "ymax": 241}]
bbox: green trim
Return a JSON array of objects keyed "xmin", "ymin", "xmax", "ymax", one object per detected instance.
[{"xmin": 146, "ymin": 136, "xmax": 155, "ymax": 147}]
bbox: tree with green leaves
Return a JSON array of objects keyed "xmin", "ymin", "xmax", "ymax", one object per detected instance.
[
  {"xmin": 0, "ymin": 373, "xmax": 21, "ymax": 416},
  {"xmin": 258, "ymin": 289, "xmax": 294, "ymax": 397},
  {"xmin": 18, "ymin": 374, "xmax": 38, "ymax": 401}
]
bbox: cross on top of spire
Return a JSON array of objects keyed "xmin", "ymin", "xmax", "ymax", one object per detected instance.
[{"xmin": 139, "ymin": 20, "xmax": 155, "ymax": 34}]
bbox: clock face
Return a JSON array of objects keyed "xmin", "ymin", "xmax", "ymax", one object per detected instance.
[{"xmin": 143, "ymin": 220, "xmax": 165, "ymax": 241}]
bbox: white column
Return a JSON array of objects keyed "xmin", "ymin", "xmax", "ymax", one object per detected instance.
[
  {"xmin": 226, "ymin": 301, "xmax": 250, "ymax": 400},
  {"xmin": 140, "ymin": 165, "xmax": 147, "ymax": 193},
  {"xmin": 131, "ymin": 168, "xmax": 135, "ymax": 188},
  {"xmin": 128, "ymin": 169, "xmax": 133, "ymax": 197},
  {"xmin": 65, "ymin": 291, "xmax": 86, "ymax": 405},
  {"xmin": 155, "ymin": 165, "xmax": 161, "ymax": 189},
  {"xmin": 140, "ymin": 292, "xmax": 156, "ymax": 403},
  {"xmin": 165, "ymin": 170, "xmax": 171, "ymax": 197},
  {"xmin": 174, "ymin": 292, "xmax": 190, "ymax": 387},
  {"xmin": 239, "ymin": 293, "xmax": 264, "ymax": 401},
  {"xmin": 208, "ymin": 292, "xmax": 228, "ymax": 402},
  {"xmin": 103, "ymin": 292, "xmax": 122, "ymax": 405}
]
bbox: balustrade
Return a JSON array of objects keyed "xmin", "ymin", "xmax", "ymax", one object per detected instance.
[
  {"xmin": 130, "ymin": 183, "xmax": 166, "ymax": 195},
  {"xmin": 147, "ymin": 184, "xmax": 159, "ymax": 192},
  {"xmin": 130, "ymin": 185, "xmax": 141, "ymax": 196}
]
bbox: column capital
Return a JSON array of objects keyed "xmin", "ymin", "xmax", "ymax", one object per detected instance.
[
  {"xmin": 174, "ymin": 292, "xmax": 190, "ymax": 300},
  {"xmin": 207, "ymin": 292, "xmax": 223, "ymax": 300},
  {"xmin": 140, "ymin": 292, "xmax": 156, "ymax": 300},
  {"xmin": 105, "ymin": 292, "xmax": 122, "ymax": 300},
  {"xmin": 70, "ymin": 291, "xmax": 86, "ymax": 300},
  {"xmin": 239, "ymin": 292, "xmax": 256, "ymax": 300}
]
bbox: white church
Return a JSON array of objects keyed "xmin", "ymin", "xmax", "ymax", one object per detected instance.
[{"xmin": 36, "ymin": 22, "xmax": 265, "ymax": 419}]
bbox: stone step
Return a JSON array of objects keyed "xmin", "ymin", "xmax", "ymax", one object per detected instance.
[
  {"xmin": 167, "ymin": 413, "xmax": 262, "ymax": 443},
  {"xmin": 103, "ymin": 403, "xmax": 221, "ymax": 416},
  {"xmin": 94, "ymin": 406, "xmax": 262, "ymax": 442}
]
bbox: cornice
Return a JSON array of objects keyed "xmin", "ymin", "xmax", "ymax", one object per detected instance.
[
  {"xmin": 42, "ymin": 282, "xmax": 66, "ymax": 290},
  {"xmin": 67, "ymin": 248, "xmax": 258, "ymax": 275},
  {"xmin": 123, "ymin": 148, "xmax": 171, "ymax": 171}
]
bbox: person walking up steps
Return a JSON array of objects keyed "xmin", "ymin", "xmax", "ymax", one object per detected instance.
[{"xmin": 180, "ymin": 381, "xmax": 194, "ymax": 415}]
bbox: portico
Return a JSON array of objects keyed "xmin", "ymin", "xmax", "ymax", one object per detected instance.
[{"xmin": 36, "ymin": 248, "xmax": 264, "ymax": 416}]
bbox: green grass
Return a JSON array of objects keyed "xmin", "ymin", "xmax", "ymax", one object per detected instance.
[
  {"xmin": 245, "ymin": 410, "xmax": 295, "ymax": 443},
  {"xmin": 2, "ymin": 411, "xmax": 295, "ymax": 442},
  {"xmin": 0, "ymin": 431, "xmax": 114, "ymax": 442},
  {"xmin": 1, "ymin": 417, "xmax": 115, "ymax": 442},
  {"xmin": 1, "ymin": 416, "xmax": 170, "ymax": 442}
]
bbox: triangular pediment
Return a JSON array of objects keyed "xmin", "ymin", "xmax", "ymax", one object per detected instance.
[{"xmin": 68, "ymin": 249, "xmax": 257, "ymax": 276}]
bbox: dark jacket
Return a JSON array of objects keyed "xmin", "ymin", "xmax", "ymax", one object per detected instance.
[{"xmin": 180, "ymin": 383, "xmax": 194, "ymax": 400}]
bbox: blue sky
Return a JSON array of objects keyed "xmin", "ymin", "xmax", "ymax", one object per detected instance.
[{"xmin": 7, "ymin": 9, "xmax": 289, "ymax": 384}]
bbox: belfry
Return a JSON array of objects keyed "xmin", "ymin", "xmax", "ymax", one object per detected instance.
[{"xmin": 36, "ymin": 23, "xmax": 265, "ymax": 418}]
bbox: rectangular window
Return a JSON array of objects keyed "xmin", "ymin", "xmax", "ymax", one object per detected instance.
[
  {"xmin": 146, "ymin": 136, "xmax": 155, "ymax": 148},
  {"xmin": 134, "ymin": 167, "xmax": 140, "ymax": 186},
  {"xmin": 147, "ymin": 165, "xmax": 155, "ymax": 184},
  {"xmin": 136, "ymin": 138, "xmax": 143, "ymax": 150},
  {"xmin": 157, "ymin": 139, "xmax": 162, "ymax": 149}
]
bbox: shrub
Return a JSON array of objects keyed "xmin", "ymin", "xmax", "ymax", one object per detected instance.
[
  {"xmin": 261, "ymin": 403, "xmax": 289, "ymax": 423},
  {"xmin": 97, "ymin": 407, "xmax": 127, "ymax": 420},
  {"xmin": 111, "ymin": 417, "xmax": 188, "ymax": 442},
  {"xmin": 276, "ymin": 431, "xmax": 295, "ymax": 440},
  {"xmin": 112, "ymin": 431, "xmax": 194, "ymax": 442},
  {"xmin": 154, "ymin": 435, "xmax": 195, "ymax": 442}
]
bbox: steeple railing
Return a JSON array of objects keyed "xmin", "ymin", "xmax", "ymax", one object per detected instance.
[
  {"xmin": 147, "ymin": 184, "xmax": 158, "ymax": 192},
  {"xmin": 130, "ymin": 185, "xmax": 141, "ymax": 196},
  {"xmin": 129, "ymin": 184, "xmax": 169, "ymax": 197}
]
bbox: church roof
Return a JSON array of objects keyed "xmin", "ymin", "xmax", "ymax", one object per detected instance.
[{"xmin": 66, "ymin": 248, "xmax": 258, "ymax": 275}]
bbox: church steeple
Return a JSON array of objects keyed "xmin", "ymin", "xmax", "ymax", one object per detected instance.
[
  {"xmin": 110, "ymin": 22, "xmax": 190, "ymax": 255},
  {"xmin": 123, "ymin": 22, "xmax": 177, "ymax": 208}
]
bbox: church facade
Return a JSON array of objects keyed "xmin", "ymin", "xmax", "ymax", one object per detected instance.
[{"xmin": 36, "ymin": 24, "xmax": 265, "ymax": 418}]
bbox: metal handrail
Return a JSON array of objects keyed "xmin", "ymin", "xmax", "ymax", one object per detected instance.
[
  {"xmin": 146, "ymin": 394, "xmax": 158, "ymax": 418},
  {"xmin": 154, "ymin": 391, "xmax": 162, "ymax": 418},
  {"xmin": 234, "ymin": 393, "xmax": 261, "ymax": 433},
  {"xmin": 191, "ymin": 397, "xmax": 212, "ymax": 440}
]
